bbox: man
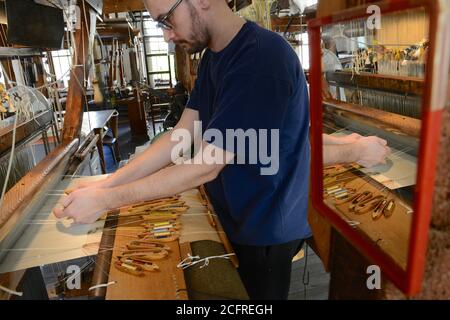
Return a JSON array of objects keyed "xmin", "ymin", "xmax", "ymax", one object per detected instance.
[
  {"xmin": 54, "ymin": 0, "xmax": 389, "ymax": 299},
  {"xmin": 322, "ymin": 35, "xmax": 346, "ymax": 101}
]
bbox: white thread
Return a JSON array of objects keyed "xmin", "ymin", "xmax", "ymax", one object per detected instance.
[
  {"xmin": 177, "ymin": 253, "xmax": 235, "ymax": 270},
  {"xmin": 0, "ymin": 284, "xmax": 23, "ymax": 297},
  {"xmin": 88, "ymin": 281, "xmax": 116, "ymax": 291}
]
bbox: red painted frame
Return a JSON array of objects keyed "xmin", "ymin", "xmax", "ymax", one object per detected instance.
[{"xmin": 308, "ymin": 0, "xmax": 445, "ymax": 295}]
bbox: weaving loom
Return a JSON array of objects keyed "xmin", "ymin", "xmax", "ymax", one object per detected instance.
[
  {"xmin": 0, "ymin": 167, "xmax": 243, "ymax": 299},
  {"xmin": 0, "ymin": 1, "xmax": 239, "ymax": 300},
  {"xmin": 0, "ymin": 135, "xmax": 242, "ymax": 299}
]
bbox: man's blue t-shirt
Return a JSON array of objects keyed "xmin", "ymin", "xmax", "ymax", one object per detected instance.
[{"xmin": 186, "ymin": 21, "xmax": 311, "ymax": 246}]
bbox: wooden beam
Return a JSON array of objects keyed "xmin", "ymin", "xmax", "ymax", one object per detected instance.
[
  {"xmin": 88, "ymin": 208, "xmax": 119, "ymax": 299},
  {"xmin": 85, "ymin": 0, "xmax": 104, "ymax": 15},
  {"xmin": 62, "ymin": 2, "xmax": 97, "ymax": 143},
  {"xmin": 118, "ymin": 47, "xmax": 125, "ymax": 87},
  {"xmin": 0, "ymin": 110, "xmax": 53, "ymax": 157},
  {"xmin": 109, "ymin": 41, "xmax": 115, "ymax": 89},
  {"xmin": 0, "ymin": 139, "xmax": 79, "ymax": 262},
  {"xmin": 32, "ymin": 56, "xmax": 48, "ymax": 97},
  {"xmin": 97, "ymin": 22, "xmax": 139, "ymax": 43},
  {"xmin": 324, "ymin": 98, "xmax": 421, "ymax": 138},
  {"xmin": 270, "ymin": 7, "xmax": 317, "ymax": 33},
  {"xmin": 326, "ymin": 71, "xmax": 424, "ymax": 96},
  {"xmin": 0, "ymin": 47, "xmax": 42, "ymax": 58}
]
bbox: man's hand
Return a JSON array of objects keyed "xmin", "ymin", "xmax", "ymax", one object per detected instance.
[
  {"xmin": 53, "ymin": 187, "xmax": 111, "ymax": 224},
  {"xmin": 354, "ymin": 136, "xmax": 391, "ymax": 168},
  {"xmin": 65, "ymin": 176, "xmax": 110, "ymax": 195}
]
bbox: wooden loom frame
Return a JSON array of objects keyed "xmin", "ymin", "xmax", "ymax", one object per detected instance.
[
  {"xmin": 308, "ymin": 0, "xmax": 449, "ymax": 295},
  {"xmin": 0, "ymin": 1, "xmax": 98, "ymax": 270}
]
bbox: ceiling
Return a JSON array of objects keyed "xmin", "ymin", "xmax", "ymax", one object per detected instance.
[{"xmin": 103, "ymin": 0, "xmax": 146, "ymax": 15}]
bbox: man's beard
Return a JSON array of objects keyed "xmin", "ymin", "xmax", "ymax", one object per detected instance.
[{"xmin": 177, "ymin": 1, "xmax": 209, "ymax": 54}]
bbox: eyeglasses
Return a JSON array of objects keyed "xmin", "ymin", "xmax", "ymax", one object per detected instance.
[{"xmin": 156, "ymin": 0, "xmax": 183, "ymax": 31}]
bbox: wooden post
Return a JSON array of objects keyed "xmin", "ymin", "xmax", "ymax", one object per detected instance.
[
  {"xmin": 119, "ymin": 46, "xmax": 125, "ymax": 87},
  {"xmin": 129, "ymin": 47, "xmax": 140, "ymax": 84},
  {"xmin": 0, "ymin": 24, "xmax": 16, "ymax": 87},
  {"xmin": 109, "ymin": 46, "xmax": 114, "ymax": 90},
  {"xmin": 306, "ymin": 0, "xmax": 343, "ymax": 273},
  {"xmin": 62, "ymin": 1, "xmax": 97, "ymax": 143},
  {"xmin": 174, "ymin": 45, "xmax": 191, "ymax": 91},
  {"xmin": 111, "ymin": 39, "xmax": 117, "ymax": 88},
  {"xmin": 32, "ymin": 56, "xmax": 47, "ymax": 97}
]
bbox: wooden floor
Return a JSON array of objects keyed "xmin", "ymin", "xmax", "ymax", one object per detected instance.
[{"xmin": 289, "ymin": 245, "xmax": 330, "ymax": 300}]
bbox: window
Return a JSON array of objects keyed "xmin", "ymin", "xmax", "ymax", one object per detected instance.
[
  {"xmin": 142, "ymin": 20, "xmax": 176, "ymax": 88},
  {"xmin": 295, "ymin": 32, "xmax": 310, "ymax": 70},
  {"xmin": 290, "ymin": 0, "xmax": 318, "ymax": 70},
  {"xmin": 51, "ymin": 49, "xmax": 72, "ymax": 88}
]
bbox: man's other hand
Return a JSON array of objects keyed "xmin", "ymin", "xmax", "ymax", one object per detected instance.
[
  {"xmin": 354, "ymin": 136, "xmax": 391, "ymax": 168},
  {"xmin": 53, "ymin": 187, "xmax": 110, "ymax": 224}
]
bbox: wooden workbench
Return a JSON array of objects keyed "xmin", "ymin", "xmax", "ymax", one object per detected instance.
[{"xmin": 89, "ymin": 188, "xmax": 245, "ymax": 300}]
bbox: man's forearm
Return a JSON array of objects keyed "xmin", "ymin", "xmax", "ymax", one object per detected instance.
[
  {"xmin": 102, "ymin": 131, "xmax": 175, "ymax": 188},
  {"xmin": 323, "ymin": 144, "xmax": 359, "ymax": 166},
  {"xmin": 323, "ymin": 134, "xmax": 342, "ymax": 145},
  {"xmin": 108, "ymin": 162, "xmax": 221, "ymax": 209},
  {"xmin": 103, "ymin": 109, "xmax": 198, "ymax": 189}
]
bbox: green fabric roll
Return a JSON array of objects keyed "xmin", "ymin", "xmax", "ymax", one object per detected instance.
[{"xmin": 183, "ymin": 240, "xmax": 249, "ymax": 300}]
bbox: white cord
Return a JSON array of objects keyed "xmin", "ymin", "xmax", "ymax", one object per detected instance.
[
  {"xmin": 0, "ymin": 284, "xmax": 23, "ymax": 297},
  {"xmin": 177, "ymin": 253, "xmax": 235, "ymax": 270},
  {"xmin": 88, "ymin": 281, "xmax": 117, "ymax": 291}
]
